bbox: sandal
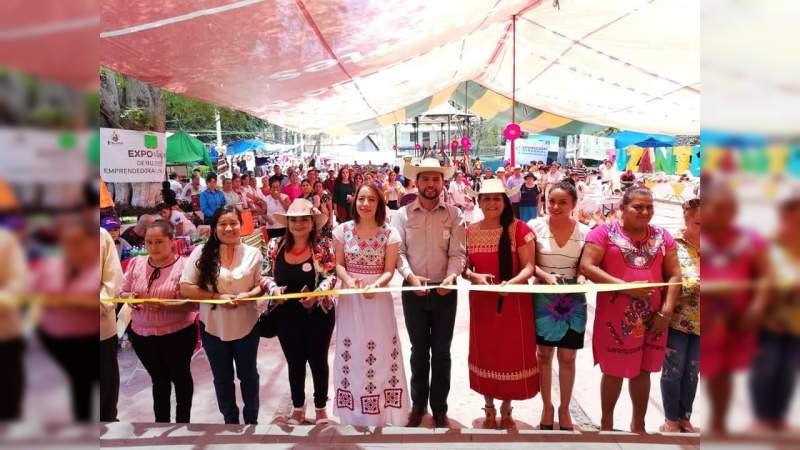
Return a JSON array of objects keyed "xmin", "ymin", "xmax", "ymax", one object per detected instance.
[
  {"xmin": 539, "ymin": 404, "xmax": 554, "ymax": 430},
  {"xmin": 314, "ymin": 408, "xmax": 332, "ymax": 425},
  {"xmin": 558, "ymin": 406, "xmax": 574, "ymax": 431},
  {"xmin": 482, "ymin": 405, "xmax": 498, "ymax": 429},
  {"xmin": 500, "ymin": 404, "xmax": 516, "ymax": 430},
  {"xmin": 287, "ymin": 407, "xmax": 305, "ymax": 425},
  {"xmin": 678, "ymin": 420, "xmax": 700, "ymax": 433}
]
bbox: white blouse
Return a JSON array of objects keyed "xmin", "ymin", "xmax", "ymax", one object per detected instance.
[
  {"xmin": 181, "ymin": 243, "xmax": 263, "ymax": 341},
  {"xmin": 529, "ymin": 217, "xmax": 590, "ymax": 279}
]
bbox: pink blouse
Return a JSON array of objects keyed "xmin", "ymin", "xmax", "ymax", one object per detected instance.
[
  {"xmin": 282, "ymin": 184, "xmax": 303, "ymax": 202},
  {"xmin": 122, "ymin": 256, "xmax": 198, "ymax": 336},
  {"xmin": 36, "ymin": 257, "xmax": 100, "ymax": 338},
  {"xmin": 585, "ymin": 222, "xmax": 676, "ymax": 283}
]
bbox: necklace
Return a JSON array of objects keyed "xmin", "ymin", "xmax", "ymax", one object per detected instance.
[{"xmin": 289, "ymin": 245, "xmax": 309, "ymax": 256}]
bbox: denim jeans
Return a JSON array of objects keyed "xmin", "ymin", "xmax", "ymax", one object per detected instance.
[
  {"xmin": 200, "ymin": 323, "xmax": 261, "ymax": 424},
  {"xmin": 749, "ymin": 329, "xmax": 800, "ymax": 421},
  {"xmin": 660, "ymin": 328, "xmax": 700, "ymax": 421},
  {"xmin": 402, "ymin": 286, "xmax": 457, "ymax": 414}
]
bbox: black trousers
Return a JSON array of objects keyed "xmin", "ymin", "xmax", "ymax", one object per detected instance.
[
  {"xmin": 276, "ymin": 303, "xmax": 335, "ymax": 408},
  {"xmin": 100, "ymin": 335, "xmax": 120, "ymax": 422},
  {"xmin": 37, "ymin": 330, "xmax": 100, "ymax": 422},
  {"xmin": 129, "ymin": 323, "xmax": 197, "ymax": 423},
  {"xmin": 0, "ymin": 338, "xmax": 25, "ymax": 420},
  {"xmin": 401, "ymin": 286, "xmax": 457, "ymax": 414}
]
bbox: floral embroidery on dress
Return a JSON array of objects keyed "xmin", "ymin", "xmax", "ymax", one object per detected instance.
[
  {"xmin": 467, "ymin": 221, "xmax": 524, "ymax": 254},
  {"xmin": 606, "ymin": 223, "xmax": 666, "ymax": 269},
  {"xmin": 468, "ymin": 363, "xmax": 539, "ymax": 381},
  {"xmin": 341, "ymin": 222, "xmax": 393, "ymax": 275},
  {"xmin": 336, "ymin": 389, "xmax": 354, "ymax": 410},
  {"xmin": 361, "ymin": 395, "xmax": 380, "ymax": 415},
  {"xmin": 620, "ymin": 297, "xmax": 652, "ymax": 338},
  {"xmin": 384, "ymin": 389, "xmax": 403, "ymax": 409}
]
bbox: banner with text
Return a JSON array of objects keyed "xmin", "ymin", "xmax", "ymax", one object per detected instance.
[
  {"xmin": 100, "ymin": 128, "xmax": 165, "ymax": 182},
  {"xmin": 505, "ymin": 135, "xmax": 559, "ymax": 165},
  {"xmin": 567, "ymin": 134, "xmax": 615, "ymax": 161},
  {"xmin": 0, "ymin": 127, "xmax": 88, "ymax": 183}
]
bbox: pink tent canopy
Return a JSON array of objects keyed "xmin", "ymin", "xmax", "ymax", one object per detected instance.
[{"xmin": 101, "ymin": 0, "xmax": 699, "ymax": 135}]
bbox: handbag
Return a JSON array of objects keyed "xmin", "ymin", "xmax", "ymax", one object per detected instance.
[{"xmin": 257, "ymin": 301, "xmax": 282, "ymax": 338}]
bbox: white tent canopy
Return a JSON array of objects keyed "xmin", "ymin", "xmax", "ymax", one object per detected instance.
[{"xmin": 101, "ymin": 0, "xmax": 699, "ymax": 135}]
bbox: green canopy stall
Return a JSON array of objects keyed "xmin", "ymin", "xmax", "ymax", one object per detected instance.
[{"xmin": 166, "ymin": 131, "xmax": 212, "ymax": 167}]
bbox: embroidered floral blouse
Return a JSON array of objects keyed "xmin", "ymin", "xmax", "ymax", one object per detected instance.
[
  {"xmin": 670, "ymin": 230, "xmax": 700, "ymax": 335},
  {"xmin": 261, "ymin": 236, "xmax": 337, "ymax": 312}
]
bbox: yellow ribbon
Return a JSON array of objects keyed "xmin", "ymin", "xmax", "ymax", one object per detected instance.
[{"xmin": 100, "ymin": 281, "xmax": 686, "ymax": 305}]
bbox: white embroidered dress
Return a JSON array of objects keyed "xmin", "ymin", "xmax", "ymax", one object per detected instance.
[{"xmin": 332, "ymin": 221, "xmax": 410, "ymax": 426}]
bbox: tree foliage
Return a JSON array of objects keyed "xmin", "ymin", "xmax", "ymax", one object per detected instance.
[{"xmin": 164, "ymin": 92, "xmax": 276, "ymax": 143}]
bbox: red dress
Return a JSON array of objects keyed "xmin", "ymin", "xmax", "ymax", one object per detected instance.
[{"xmin": 466, "ymin": 219, "xmax": 539, "ymax": 400}]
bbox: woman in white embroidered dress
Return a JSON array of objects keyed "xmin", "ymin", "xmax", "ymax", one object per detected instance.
[{"xmin": 332, "ymin": 183, "xmax": 410, "ymax": 426}]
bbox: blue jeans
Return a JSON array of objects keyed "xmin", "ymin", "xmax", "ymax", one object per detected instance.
[
  {"xmin": 660, "ymin": 328, "xmax": 700, "ymax": 421},
  {"xmin": 200, "ymin": 323, "xmax": 261, "ymax": 424},
  {"xmin": 749, "ymin": 330, "xmax": 800, "ymax": 421}
]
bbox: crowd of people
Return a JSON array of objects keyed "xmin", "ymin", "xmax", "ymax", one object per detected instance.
[
  {"xmin": 117, "ymin": 156, "xmax": 687, "ymax": 250},
  {"xmin": 80, "ymin": 153, "xmax": 719, "ymax": 435}
]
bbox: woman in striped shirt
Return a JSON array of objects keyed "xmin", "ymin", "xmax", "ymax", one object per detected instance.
[
  {"xmin": 529, "ymin": 180, "xmax": 591, "ymax": 431},
  {"xmin": 121, "ymin": 219, "xmax": 198, "ymax": 423}
]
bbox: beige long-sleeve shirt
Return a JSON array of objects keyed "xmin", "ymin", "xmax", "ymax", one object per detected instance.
[
  {"xmin": 0, "ymin": 229, "xmax": 28, "ymax": 341},
  {"xmin": 391, "ymin": 198, "xmax": 467, "ymax": 283},
  {"xmin": 100, "ymin": 227, "xmax": 123, "ymax": 341}
]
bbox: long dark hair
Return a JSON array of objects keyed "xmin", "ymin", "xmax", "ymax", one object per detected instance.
[
  {"xmin": 196, "ymin": 205, "xmax": 241, "ymax": 293},
  {"xmin": 497, "ymin": 194, "xmax": 516, "ymax": 314},
  {"xmin": 283, "ymin": 217, "xmax": 318, "ymax": 252},
  {"xmin": 496, "ymin": 194, "xmax": 515, "ymax": 283},
  {"xmin": 477, "ymin": 193, "xmax": 514, "ymax": 282}
]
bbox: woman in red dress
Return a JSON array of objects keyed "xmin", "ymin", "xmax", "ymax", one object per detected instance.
[{"xmin": 464, "ymin": 179, "xmax": 538, "ymax": 430}]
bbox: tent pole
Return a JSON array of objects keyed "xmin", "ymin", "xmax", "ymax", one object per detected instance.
[
  {"xmin": 215, "ymin": 108, "xmax": 222, "ymax": 148},
  {"xmin": 511, "ymin": 14, "xmax": 517, "ymax": 167},
  {"xmin": 447, "ymin": 114, "xmax": 451, "ymax": 160},
  {"xmin": 394, "ymin": 123, "xmax": 398, "ymax": 159},
  {"xmin": 415, "ymin": 116, "xmax": 420, "ymax": 157}
]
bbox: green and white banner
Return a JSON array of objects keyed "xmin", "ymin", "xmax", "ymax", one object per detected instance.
[
  {"xmin": 100, "ymin": 128, "xmax": 165, "ymax": 182},
  {"xmin": 0, "ymin": 127, "xmax": 87, "ymax": 183}
]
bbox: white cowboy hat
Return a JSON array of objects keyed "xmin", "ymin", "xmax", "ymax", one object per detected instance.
[
  {"xmin": 273, "ymin": 198, "xmax": 328, "ymax": 228},
  {"xmin": 496, "ymin": 166, "xmax": 506, "ymax": 173},
  {"xmin": 402, "ymin": 158, "xmax": 454, "ymax": 180},
  {"xmin": 465, "ymin": 178, "xmax": 521, "ymax": 199}
]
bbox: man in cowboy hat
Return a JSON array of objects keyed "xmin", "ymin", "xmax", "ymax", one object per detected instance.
[{"xmin": 391, "ymin": 158, "xmax": 466, "ymax": 428}]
